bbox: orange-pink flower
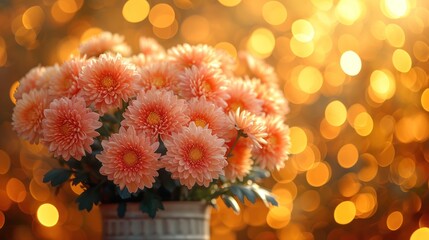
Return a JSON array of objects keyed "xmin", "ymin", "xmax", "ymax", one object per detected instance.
[
  {"xmin": 138, "ymin": 62, "xmax": 180, "ymax": 93},
  {"xmin": 78, "ymin": 53, "xmax": 140, "ymax": 114},
  {"xmin": 122, "ymin": 89, "xmax": 189, "ymax": 141},
  {"xmin": 162, "ymin": 122, "xmax": 227, "ymax": 189},
  {"xmin": 178, "ymin": 65, "xmax": 229, "ymax": 107},
  {"xmin": 14, "ymin": 66, "xmax": 52, "ymax": 101},
  {"xmin": 228, "ymin": 109, "xmax": 268, "ymax": 149},
  {"xmin": 224, "ymin": 135, "xmax": 253, "ymax": 181},
  {"xmin": 79, "ymin": 31, "xmax": 131, "ymax": 58},
  {"xmin": 12, "ymin": 89, "xmax": 50, "ymax": 144},
  {"xmin": 139, "ymin": 37, "xmax": 166, "ymax": 58},
  {"xmin": 224, "ymin": 78, "xmax": 263, "ymax": 114},
  {"xmin": 97, "ymin": 127, "xmax": 160, "ymax": 193},
  {"xmin": 252, "ymin": 116, "xmax": 291, "ymax": 170},
  {"xmin": 187, "ymin": 98, "xmax": 232, "ymax": 139},
  {"xmin": 49, "ymin": 57, "xmax": 86, "ymax": 99},
  {"xmin": 42, "ymin": 97, "xmax": 101, "ymax": 160},
  {"xmin": 167, "ymin": 44, "xmax": 223, "ymax": 70},
  {"xmin": 251, "ymin": 79, "xmax": 289, "ymax": 117},
  {"xmin": 238, "ymin": 52, "xmax": 279, "ymax": 87}
]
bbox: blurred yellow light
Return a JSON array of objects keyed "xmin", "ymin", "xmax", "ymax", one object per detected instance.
[
  {"xmin": 267, "ymin": 206, "xmax": 291, "ymax": 229},
  {"xmin": 70, "ymin": 182, "xmax": 84, "ymax": 195},
  {"xmin": 153, "ymin": 19, "xmax": 179, "ymax": 39},
  {"xmin": 0, "ymin": 36, "xmax": 6, "ymax": 67},
  {"xmin": 392, "ymin": 49, "xmax": 412, "ymax": 73},
  {"xmin": 0, "ymin": 150, "xmax": 11, "ymax": 175},
  {"xmin": 311, "ymin": 0, "xmax": 333, "ymax": 10},
  {"xmin": 29, "ymin": 179, "xmax": 50, "ymax": 202},
  {"xmin": 149, "ymin": 3, "xmax": 175, "ymax": 28},
  {"xmin": 292, "ymin": 146, "xmax": 316, "ymax": 171},
  {"xmin": 298, "ymin": 190, "xmax": 320, "ymax": 212},
  {"xmin": 9, "ymin": 81, "xmax": 19, "ymax": 105},
  {"xmin": 122, "ymin": 0, "xmax": 150, "ymax": 23},
  {"xmin": 385, "ymin": 24, "xmax": 405, "ymax": 48},
  {"xmin": 37, "ymin": 203, "xmax": 59, "ymax": 227},
  {"xmin": 320, "ymin": 118, "xmax": 342, "ymax": 140},
  {"xmin": 306, "ymin": 162, "xmax": 331, "ymax": 187},
  {"xmin": 51, "ymin": 1, "xmax": 75, "ymax": 23},
  {"xmin": 397, "ymin": 157, "xmax": 416, "ymax": 179},
  {"xmin": 354, "ymin": 192, "xmax": 376, "ymax": 217},
  {"xmin": 422, "ymin": 89, "xmax": 429, "ymax": 112},
  {"xmin": 58, "ymin": 0, "xmax": 83, "ymax": 14},
  {"xmin": 337, "ymin": 144, "xmax": 358, "ymax": 168},
  {"xmin": 386, "ymin": 211, "xmax": 403, "ymax": 231},
  {"xmin": 324, "ymin": 62, "xmax": 346, "ymax": 87},
  {"xmin": 272, "ymin": 161, "xmax": 297, "ymax": 183},
  {"xmin": 340, "ymin": 50, "xmax": 361, "ymax": 76},
  {"xmin": 335, "ymin": 0, "xmax": 363, "ymax": 25},
  {"xmin": 292, "ymin": 19, "xmax": 314, "ymax": 43},
  {"xmin": 262, "ymin": 1, "xmax": 287, "ymax": 26},
  {"xmin": 381, "ymin": 0, "xmax": 409, "ymax": 19},
  {"xmin": 297, "ymin": 66, "xmax": 323, "ymax": 94},
  {"xmin": 410, "ymin": 227, "xmax": 429, "ymax": 240},
  {"xmin": 290, "ymin": 37, "xmax": 314, "ymax": 58},
  {"xmin": 215, "ymin": 42, "xmax": 237, "ymax": 59},
  {"xmin": 181, "ymin": 15, "xmax": 210, "ymax": 43},
  {"xmin": 338, "ymin": 173, "xmax": 361, "ymax": 197},
  {"xmin": 347, "ymin": 103, "xmax": 366, "ymax": 126},
  {"xmin": 325, "ymin": 100, "xmax": 347, "ymax": 127},
  {"xmin": 353, "ymin": 112, "xmax": 373, "ymax": 136},
  {"xmin": 247, "ymin": 28, "xmax": 275, "ymax": 58},
  {"xmin": 22, "ymin": 6, "xmax": 45, "ymax": 30},
  {"xmin": 289, "ymin": 127, "xmax": 307, "ymax": 154},
  {"xmin": 218, "ymin": 0, "xmax": 241, "ymax": 7},
  {"xmin": 413, "ymin": 41, "xmax": 429, "ymax": 62},
  {"xmin": 334, "ymin": 201, "xmax": 356, "ymax": 225},
  {"xmin": 358, "ymin": 154, "xmax": 378, "ymax": 182},
  {"xmin": 6, "ymin": 178, "xmax": 27, "ymax": 203},
  {"xmin": 369, "ymin": 70, "xmax": 396, "ymax": 101}
]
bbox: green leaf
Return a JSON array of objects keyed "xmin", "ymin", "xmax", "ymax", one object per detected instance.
[
  {"xmin": 221, "ymin": 195, "xmax": 240, "ymax": 213},
  {"xmin": 65, "ymin": 158, "xmax": 82, "ymax": 170},
  {"xmin": 140, "ymin": 191, "xmax": 164, "ymax": 218},
  {"xmin": 96, "ymin": 125, "xmax": 110, "ymax": 137},
  {"xmin": 76, "ymin": 187, "xmax": 101, "ymax": 211},
  {"xmin": 72, "ymin": 171, "xmax": 88, "ymax": 186},
  {"xmin": 43, "ymin": 169, "xmax": 73, "ymax": 187},
  {"xmin": 230, "ymin": 185, "xmax": 244, "ymax": 202},
  {"xmin": 252, "ymin": 186, "xmax": 278, "ymax": 207},
  {"xmin": 117, "ymin": 202, "xmax": 126, "ymax": 218},
  {"xmin": 117, "ymin": 187, "xmax": 132, "ymax": 200}
]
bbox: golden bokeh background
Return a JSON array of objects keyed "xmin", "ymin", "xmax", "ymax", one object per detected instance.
[{"xmin": 1, "ymin": 0, "xmax": 429, "ymax": 239}]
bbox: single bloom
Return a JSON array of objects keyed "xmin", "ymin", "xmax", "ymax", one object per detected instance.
[
  {"xmin": 187, "ymin": 98, "xmax": 232, "ymax": 139},
  {"xmin": 161, "ymin": 122, "xmax": 227, "ymax": 189},
  {"xmin": 139, "ymin": 37, "xmax": 166, "ymax": 58},
  {"xmin": 42, "ymin": 97, "xmax": 102, "ymax": 160},
  {"xmin": 224, "ymin": 135, "xmax": 253, "ymax": 181},
  {"xmin": 178, "ymin": 65, "xmax": 229, "ymax": 107},
  {"xmin": 14, "ymin": 66, "xmax": 53, "ymax": 101},
  {"xmin": 167, "ymin": 44, "xmax": 223, "ymax": 71},
  {"xmin": 224, "ymin": 78, "xmax": 263, "ymax": 114},
  {"xmin": 79, "ymin": 31, "xmax": 131, "ymax": 58},
  {"xmin": 78, "ymin": 53, "xmax": 140, "ymax": 114},
  {"xmin": 252, "ymin": 116, "xmax": 291, "ymax": 170},
  {"xmin": 49, "ymin": 56, "xmax": 86, "ymax": 99},
  {"xmin": 238, "ymin": 51, "xmax": 279, "ymax": 87},
  {"xmin": 250, "ymin": 79, "xmax": 289, "ymax": 117},
  {"xmin": 138, "ymin": 61, "xmax": 180, "ymax": 93},
  {"xmin": 97, "ymin": 127, "xmax": 160, "ymax": 193},
  {"xmin": 12, "ymin": 89, "xmax": 50, "ymax": 144},
  {"xmin": 122, "ymin": 89, "xmax": 189, "ymax": 141},
  {"xmin": 228, "ymin": 108, "xmax": 268, "ymax": 149}
]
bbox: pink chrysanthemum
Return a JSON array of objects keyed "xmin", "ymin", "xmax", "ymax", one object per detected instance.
[
  {"xmin": 127, "ymin": 53, "xmax": 148, "ymax": 69},
  {"xmin": 14, "ymin": 66, "xmax": 52, "ymax": 101},
  {"xmin": 250, "ymin": 79, "xmax": 289, "ymax": 117},
  {"xmin": 167, "ymin": 44, "xmax": 223, "ymax": 71},
  {"xmin": 252, "ymin": 116, "xmax": 290, "ymax": 170},
  {"xmin": 138, "ymin": 62, "xmax": 180, "ymax": 93},
  {"xmin": 49, "ymin": 57, "xmax": 86, "ymax": 99},
  {"xmin": 224, "ymin": 78, "xmax": 263, "ymax": 114},
  {"xmin": 122, "ymin": 89, "xmax": 189, "ymax": 141},
  {"xmin": 178, "ymin": 65, "xmax": 229, "ymax": 107},
  {"xmin": 12, "ymin": 89, "xmax": 50, "ymax": 144},
  {"xmin": 97, "ymin": 127, "xmax": 160, "ymax": 193},
  {"xmin": 79, "ymin": 31, "xmax": 131, "ymax": 58},
  {"xmin": 139, "ymin": 37, "xmax": 166, "ymax": 58},
  {"xmin": 162, "ymin": 122, "xmax": 227, "ymax": 189},
  {"xmin": 187, "ymin": 98, "xmax": 232, "ymax": 139},
  {"xmin": 78, "ymin": 53, "xmax": 140, "ymax": 114},
  {"xmin": 228, "ymin": 109, "xmax": 268, "ymax": 149},
  {"xmin": 238, "ymin": 52, "xmax": 279, "ymax": 87},
  {"xmin": 224, "ymin": 135, "xmax": 253, "ymax": 181},
  {"xmin": 42, "ymin": 97, "xmax": 101, "ymax": 160}
]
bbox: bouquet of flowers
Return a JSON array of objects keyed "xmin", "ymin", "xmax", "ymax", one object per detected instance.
[{"xmin": 12, "ymin": 32, "xmax": 291, "ymax": 217}]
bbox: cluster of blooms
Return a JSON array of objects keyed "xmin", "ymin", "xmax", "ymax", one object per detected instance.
[{"xmin": 12, "ymin": 32, "xmax": 290, "ymax": 193}]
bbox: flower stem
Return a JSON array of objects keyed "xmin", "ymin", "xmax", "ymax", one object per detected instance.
[{"xmin": 226, "ymin": 129, "xmax": 244, "ymax": 158}]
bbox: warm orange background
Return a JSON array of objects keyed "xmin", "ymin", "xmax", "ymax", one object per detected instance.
[{"xmin": 1, "ymin": 0, "xmax": 429, "ymax": 239}]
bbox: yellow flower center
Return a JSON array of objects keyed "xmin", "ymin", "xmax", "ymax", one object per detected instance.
[
  {"xmin": 194, "ymin": 118, "xmax": 207, "ymax": 127},
  {"xmin": 153, "ymin": 77, "xmax": 165, "ymax": 87},
  {"xmin": 101, "ymin": 76, "xmax": 114, "ymax": 88},
  {"xmin": 147, "ymin": 112, "xmax": 161, "ymax": 125},
  {"xmin": 60, "ymin": 123, "xmax": 74, "ymax": 135},
  {"xmin": 189, "ymin": 147, "xmax": 203, "ymax": 162},
  {"xmin": 123, "ymin": 151, "xmax": 138, "ymax": 166},
  {"xmin": 202, "ymin": 82, "xmax": 212, "ymax": 92},
  {"xmin": 268, "ymin": 135, "xmax": 277, "ymax": 145},
  {"xmin": 230, "ymin": 102, "xmax": 244, "ymax": 112}
]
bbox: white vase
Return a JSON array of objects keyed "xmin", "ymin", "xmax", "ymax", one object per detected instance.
[{"xmin": 100, "ymin": 201, "xmax": 211, "ymax": 240}]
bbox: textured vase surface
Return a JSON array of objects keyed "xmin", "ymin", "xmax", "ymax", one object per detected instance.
[{"xmin": 100, "ymin": 201, "xmax": 211, "ymax": 240}]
